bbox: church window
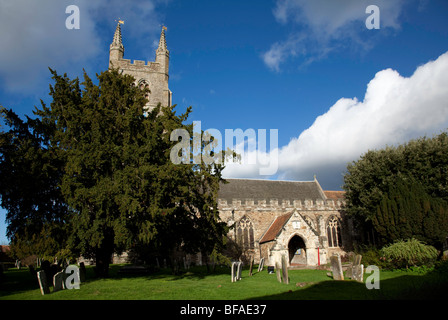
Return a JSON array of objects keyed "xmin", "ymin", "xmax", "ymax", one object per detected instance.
[
  {"xmin": 326, "ymin": 216, "xmax": 342, "ymax": 248},
  {"xmin": 236, "ymin": 216, "xmax": 254, "ymax": 249}
]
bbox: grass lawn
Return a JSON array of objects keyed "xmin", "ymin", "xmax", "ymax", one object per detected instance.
[{"xmin": 1, "ymin": 264, "xmax": 448, "ymax": 301}]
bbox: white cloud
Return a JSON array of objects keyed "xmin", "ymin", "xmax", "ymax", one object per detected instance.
[
  {"xmin": 263, "ymin": 0, "xmax": 407, "ymax": 71},
  {"xmin": 0, "ymin": 0, "xmax": 165, "ymax": 93},
  {"xmin": 225, "ymin": 51, "xmax": 448, "ymax": 189}
]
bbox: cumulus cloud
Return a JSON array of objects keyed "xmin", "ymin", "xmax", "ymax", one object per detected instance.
[
  {"xmin": 0, "ymin": 0, "xmax": 165, "ymax": 93},
  {"xmin": 262, "ymin": 0, "xmax": 407, "ymax": 71},
  {"xmin": 225, "ymin": 51, "xmax": 448, "ymax": 189}
]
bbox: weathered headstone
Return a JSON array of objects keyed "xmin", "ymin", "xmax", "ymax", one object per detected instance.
[
  {"xmin": 281, "ymin": 255, "xmax": 289, "ymax": 284},
  {"xmin": 353, "ymin": 254, "xmax": 362, "ymax": 266},
  {"xmin": 275, "ymin": 262, "xmax": 282, "ymax": 283},
  {"xmin": 231, "ymin": 262, "xmax": 237, "ymax": 282},
  {"xmin": 330, "ymin": 255, "xmax": 344, "ymax": 280},
  {"xmin": 53, "ymin": 271, "xmax": 64, "ymax": 292},
  {"xmin": 352, "ymin": 264, "xmax": 364, "ymax": 282},
  {"xmin": 236, "ymin": 261, "xmax": 243, "ymax": 281},
  {"xmin": 249, "ymin": 257, "xmax": 254, "ymax": 276},
  {"xmin": 37, "ymin": 270, "xmax": 51, "ymax": 295},
  {"xmin": 346, "ymin": 254, "xmax": 362, "ymax": 280},
  {"xmin": 258, "ymin": 258, "xmax": 265, "ymax": 272}
]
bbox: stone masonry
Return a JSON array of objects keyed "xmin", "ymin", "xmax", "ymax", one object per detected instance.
[{"xmin": 109, "ymin": 23, "xmax": 172, "ymax": 112}]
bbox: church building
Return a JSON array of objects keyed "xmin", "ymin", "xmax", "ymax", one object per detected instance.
[{"xmin": 109, "ymin": 24, "xmax": 354, "ymax": 268}]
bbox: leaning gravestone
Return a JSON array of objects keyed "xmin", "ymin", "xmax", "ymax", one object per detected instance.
[
  {"xmin": 330, "ymin": 255, "xmax": 344, "ymax": 280},
  {"xmin": 37, "ymin": 270, "xmax": 51, "ymax": 295},
  {"xmin": 258, "ymin": 258, "xmax": 265, "ymax": 272},
  {"xmin": 281, "ymin": 255, "xmax": 289, "ymax": 284},
  {"xmin": 53, "ymin": 271, "xmax": 64, "ymax": 292}
]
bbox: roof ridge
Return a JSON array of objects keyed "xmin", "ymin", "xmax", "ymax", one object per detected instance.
[{"xmin": 223, "ymin": 178, "xmax": 316, "ymax": 183}]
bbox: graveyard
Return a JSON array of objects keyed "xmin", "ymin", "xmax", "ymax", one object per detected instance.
[{"xmin": 1, "ymin": 258, "xmax": 448, "ymax": 300}]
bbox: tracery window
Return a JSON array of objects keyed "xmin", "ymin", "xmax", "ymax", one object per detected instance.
[
  {"xmin": 236, "ymin": 216, "xmax": 254, "ymax": 249},
  {"xmin": 326, "ymin": 216, "xmax": 342, "ymax": 248},
  {"xmin": 138, "ymin": 80, "xmax": 151, "ymax": 101}
]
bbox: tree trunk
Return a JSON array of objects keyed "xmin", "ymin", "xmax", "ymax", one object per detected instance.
[{"xmin": 95, "ymin": 233, "xmax": 114, "ymax": 278}]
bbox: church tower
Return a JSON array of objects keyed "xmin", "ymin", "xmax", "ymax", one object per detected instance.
[{"xmin": 109, "ymin": 23, "xmax": 172, "ymax": 112}]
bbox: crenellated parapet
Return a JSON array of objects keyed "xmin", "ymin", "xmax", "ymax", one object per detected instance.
[
  {"xmin": 217, "ymin": 197, "xmax": 346, "ymax": 211},
  {"xmin": 110, "ymin": 58, "xmax": 162, "ymax": 73}
]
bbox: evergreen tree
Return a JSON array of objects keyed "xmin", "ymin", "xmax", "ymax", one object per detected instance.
[
  {"xmin": 1, "ymin": 68, "xmax": 229, "ymax": 276},
  {"xmin": 0, "ymin": 107, "xmax": 70, "ymax": 260},
  {"xmin": 31, "ymin": 68, "xmax": 227, "ymax": 276},
  {"xmin": 343, "ymin": 132, "xmax": 448, "ymax": 249}
]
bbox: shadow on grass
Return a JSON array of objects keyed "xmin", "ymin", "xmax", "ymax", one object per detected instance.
[
  {"xmin": 247, "ymin": 272, "xmax": 448, "ymax": 300},
  {"xmin": 2, "ymin": 264, "xmax": 448, "ymax": 300},
  {"xmin": 109, "ymin": 264, "xmax": 231, "ymax": 282}
]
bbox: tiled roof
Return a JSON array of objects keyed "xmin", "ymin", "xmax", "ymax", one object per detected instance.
[
  {"xmin": 218, "ymin": 178, "xmax": 327, "ymax": 203},
  {"xmin": 259, "ymin": 212, "xmax": 293, "ymax": 244},
  {"xmin": 323, "ymin": 190, "xmax": 345, "ymax": 201}
]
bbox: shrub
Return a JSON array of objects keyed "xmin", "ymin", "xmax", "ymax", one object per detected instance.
[
  {"xmin": 380, "ymin": 238, "xmax": 438, "ymax": 269},
  {"xmin": 353, "ymin": 244, "xmax": 390, "ymax": 269}
]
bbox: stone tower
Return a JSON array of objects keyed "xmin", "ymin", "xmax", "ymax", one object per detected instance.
[{"xmin": 109, "ymin": 23, "xmax": 172, "ymax": 112}]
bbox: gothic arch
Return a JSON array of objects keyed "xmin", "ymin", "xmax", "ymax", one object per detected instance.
[
  {"xmin": 326, "ymin": 215, "xmax": 343, "ymax": 248},
  {"xmin": 288, "ymin": 234, "xmax": 307, "ymax": 265},
  {"xmin": 236, "ymin": 215, "xmax": 255, "ymax": 249}
]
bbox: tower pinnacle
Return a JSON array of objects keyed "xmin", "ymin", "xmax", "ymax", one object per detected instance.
[
  {"xmin": 111, "ymin": 22, "xmax": 124, "ymax": 49},
  {"xmin": 156, "ymin": 26, "xmax": 169, "ymax": 54},
  {"xmin": 109, "ymin": 21, "xmax": 124, "ymax": 64}
]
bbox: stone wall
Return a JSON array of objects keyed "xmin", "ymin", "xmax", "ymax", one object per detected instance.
[{"xmin": 218, "ymin": 198, "xmax": 351, "ymax": 266}]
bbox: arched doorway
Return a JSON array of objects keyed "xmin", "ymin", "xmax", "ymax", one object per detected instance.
[{"xmin": 288, "ymin": 235, "xmax": 307, "ymax": 265}]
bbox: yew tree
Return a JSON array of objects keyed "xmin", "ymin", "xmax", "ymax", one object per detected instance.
[{"xmin": 1, "ymin": 68, "xmax": 228, "ymax": 276}]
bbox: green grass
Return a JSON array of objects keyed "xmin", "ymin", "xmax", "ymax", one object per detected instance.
[{"xmin": 1, "ymin": 264, "xmax": 447, "ymax": 300}]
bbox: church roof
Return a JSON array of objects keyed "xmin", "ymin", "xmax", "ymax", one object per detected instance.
[
  {"xmin": 323, "ymin": 190, "xmax": 345, "ymax": 201},
  {"xmin": 218, "ymin": 178, "xmax": 327, "ymax": 203},
  {"xmin": 259, "ymin": 212, "xmax": 293, "ymax": 244}
]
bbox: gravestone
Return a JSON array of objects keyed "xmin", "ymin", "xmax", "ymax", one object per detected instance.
[
  {"xmin": 275, "ymin": 262, "xmax": 282, "ymax": 283},
  {"xmin": 231, "ymin": 262, "xmax": 237, "ymax": 282},
  {"xmin": 352, "ymin": 264, "xmax": 364, "ymax": 282},
  {"xmin": 236, "ymin": 262, "xmax": 242, "ymax": 281},
  {"xmin": 330, "ymin": 255, "xmax": 344, "ymax": 280},
  {"xmin": 53, "ymin": 271, "xmax": 64, "ymax": 292},
  {"xmin": 346, "ymin": 254, "xmax": 362, "ymax": 280},
  {"xmin": 281, "ymin": 255, "xmax": 289, "ymax": 284},
  {"xmin": 249, "ymin": 257, "xmax": 254, "ymax": 276},
  {"xmin": 37, "ymin": 270, "xmax": 51, "ymax": 295},
  {"xmin": 231, "ymin": 262, "xmax": 242, "ymax": 282},
  {"xmin": 353, "ymin": 254, "xmax": 362, "ymax": 266},
  {"xmin": 258, "ymin": 258, "xmax": 265, "ymax": 272}
]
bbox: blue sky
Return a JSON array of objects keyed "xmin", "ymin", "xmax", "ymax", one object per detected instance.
[{"xmin": 1, "ymin": 0, "xmax": 448, "ymax": 244}]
